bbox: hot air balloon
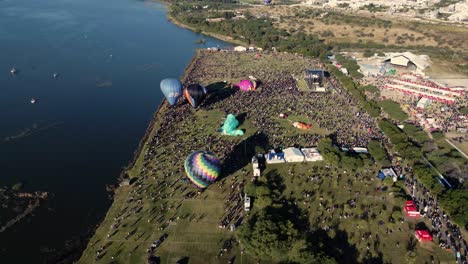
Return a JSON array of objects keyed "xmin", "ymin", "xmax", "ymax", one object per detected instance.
[
  {"xmin": 221, "ymin": 114, "xmax": 244, "ymax": 136},
  {"xmin": 184, "ymin": 84, "xmax": 206, "ymax": 108},
  {"xmin": 184, "ymin": 151, "xmax": 221, "ymax": 189},
  {"xmin": 237, "ymin": 80, "xmax": 256, "ymax": 91},
  {"xmin": 160, "ymin": 78, "xmax": 182, "ymax": 106},
  {"xmin": 263, "ymin": 0, "xmax": 272, "ymax": 4}
]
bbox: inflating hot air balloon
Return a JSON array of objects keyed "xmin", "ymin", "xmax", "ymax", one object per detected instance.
[
  {"xmin": 237, "ymin": 80, "xmax": 256, "ymax": 91},
  {"xmin": 292, "ymin": 121, "xmax": 312, "ymax": 130},
  {"xmin": 184, "ymin": 151, "xmax": 221, "ymax": 189},
  {"xmin": 184, "ymin": 84, "xmax": 206, "ymax": 108},
  {"xmin": 160, "ymin": 78, "xmax": 182, "ymax": 106},
  {"xmin": 221, "ymin": 114, "xmax": 244, "ymax": 136}
]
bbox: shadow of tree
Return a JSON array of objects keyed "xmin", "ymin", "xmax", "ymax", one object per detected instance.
[
  {"xmin": 308, "ymin": 228, "xmax": 360, "ymax": 264},
  {"xmin": 176, "ymin": 256, "xmax": 189, "ymax": 264},
  {"xmin": 220, "ymin": 132, "xmax": 270, "ymax": 180},
  {"xmin": 236, "ymin": 112, "xmax": 247, "ymax": 126}
]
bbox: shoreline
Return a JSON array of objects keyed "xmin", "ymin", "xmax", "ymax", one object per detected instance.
[
  {"xmin": 166, "ymin": 13, "xmax": 247, "ymax": 47},
  {"xmin": 76, "ymin": 47, "xmax": 203, "ymax": 262}
]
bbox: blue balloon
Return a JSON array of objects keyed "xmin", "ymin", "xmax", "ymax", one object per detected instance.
[{"xmin": 160, "ymin": 78, "xmax": 183, "ymax": 106}]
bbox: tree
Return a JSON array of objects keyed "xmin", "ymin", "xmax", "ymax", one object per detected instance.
[
  {"xmin": 239, "ymin": 209, "xmax": 299, "ymax": 261},
  {"xmin": 255, "ymin": 186, "xmax": 271, "ymax": 197},
  {"xmin": 439, "ymin": 190, "xmax": 468, "ymax": 228},
  {"xmin": 318, "ymin": 138, "xmax": 340, "ymax": 164},
  {"xmin": 367, "ymin": 140, "xmax": 390, "ymax": 166},
  {"xmin": 378, "ymin": 100, "xmax": 408, "ymax": 122},
  {"xmin": 239, "ymin": 207, "xmax": 336, "ymax": 263}
]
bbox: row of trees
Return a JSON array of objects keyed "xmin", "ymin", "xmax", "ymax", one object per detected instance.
[
  {"xmin": 170, "ymin": 7, "xmax": 330, "ymax": 57},
  {"xmin": 327, "ymin": 64, "xmax": 381, "ymax": 117},
  {"xmin": 378, "ymin": 100, "xmax": 408, "ymax": 122},
  {"xmin": 317, "ymin": 138, "xmax": 369, "ymax": 169},
  {"xmin": 378, "ymin": 119, "xmax": 467, "ymax": 228}
]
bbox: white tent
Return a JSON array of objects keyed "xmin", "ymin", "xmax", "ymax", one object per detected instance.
[
  {"xmin": 301, "ymin": 148, "xmax": 323, "ymax": 162},
  {"xmin": 234, "ymin": 46, "xmax": 247, "ymax": 52},
  {"xmin": 283, "ymin": 147, "xmax": 305, "ymax": 163}
]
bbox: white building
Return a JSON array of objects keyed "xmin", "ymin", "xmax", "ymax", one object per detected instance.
[
  {"xmin": 301, "ymin": 148, "xmax": 324, "ymax": 162},
  {"xmin": 417, "ymin": 97, "xmax": 431, "ymax": 109},
  {"xmin": 283, "ymin": 147, "xmax": 305, "ymax": 163},
  {"xmin": 384, "ymin": 52, "xmax": 430, "ymax": 72}
]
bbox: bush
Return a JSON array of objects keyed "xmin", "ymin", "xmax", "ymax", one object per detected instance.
[{"xmin": 367, "ymin": 140, "xmax": 391, "ymax": 166}]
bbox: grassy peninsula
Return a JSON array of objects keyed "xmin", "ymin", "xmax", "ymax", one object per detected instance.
[{"xmin": 78, "ymin": 50, "xmax": 458, "ymax": 264}]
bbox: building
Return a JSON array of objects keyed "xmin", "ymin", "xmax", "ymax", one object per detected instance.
[
  {"xmin": 304, "ymin": 69, "xmax": 325, "ymax": 89},
  {"xmin": 283, "ymin": 147, "xmax": 305, "ymax": 163},
  {"xmin": 383, "ymin": 52, "xmax": 430, "ymax": 72},
  {"xmin": 340, "ymin": 68, "xmax": 349, "ymax": 76},
  {"xmin": 234, "ymin": 46, "xmax": 247, "ymax": 52},
  {"xmin": 416, "ymin": 97, "xmax": 431, "ymax": 109},
  {"xmin": 265, "ymin": 150, "xmax": 285, "ymax": 164},
  {"xmin": 301, "ymin": 148, "xmax": 323, "ymax": 162},
  {"xmin": 415, "ymin": 230, "xmax": 433, "ymax": 242}
]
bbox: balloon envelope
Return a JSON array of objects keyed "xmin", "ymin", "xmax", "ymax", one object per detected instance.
[
  {"xmin": 221, "ymin": 114, "xmax": 244, "ymax": 136},
  {"xmin": 160, "ymin": 78, "xmax": 182, "ymax": 106},
  {"xmin": 237, "ymin": 80, "xmax": 256, "ymax": 91},
  {"xmin": 184, "ymin": 84, "xmax": 206, "ymax": 108},
  {"xmin": 184, "ymin": 151, "xmax": 221, "ymax": 189}
]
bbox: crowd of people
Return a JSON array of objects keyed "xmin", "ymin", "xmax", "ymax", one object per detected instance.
[
  {"xmin": 404, "ymin": 166, "xmax": 467, "ymax": 263},
  {"xmin": 89, "ymin": 50, "xmax": 462, "ymax": 263}
]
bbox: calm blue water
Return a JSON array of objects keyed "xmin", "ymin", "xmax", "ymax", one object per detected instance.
[{"xmin": 0, "ymin": 0, "xmax": 227, "ymax": 261}]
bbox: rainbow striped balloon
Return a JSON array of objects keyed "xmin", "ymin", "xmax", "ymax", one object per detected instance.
[{"xmin": 184, "ymin": 151, "xmax": 221, "ymax": 189}]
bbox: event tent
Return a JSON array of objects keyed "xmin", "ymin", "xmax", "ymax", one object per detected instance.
[
  {"xmin": 404, "ymin": 200, "xmax": 420, "ymax": 218},
  {"xmin": 283, "ymin": 147, "xmax": 305, "ymax": 163},
  {"xmin": 415, "ymin": 230, "xmax": 433, "ymax": 242}
]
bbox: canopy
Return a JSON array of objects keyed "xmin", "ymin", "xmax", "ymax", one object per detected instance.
[{"xmin": 415, "ymin": 230, "xmax": 433, "ymax": 242}]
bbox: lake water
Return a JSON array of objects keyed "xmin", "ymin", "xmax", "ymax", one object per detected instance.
[{"xmin": 0, "ymin": 0, "xmax": 227, "ymax": 261}]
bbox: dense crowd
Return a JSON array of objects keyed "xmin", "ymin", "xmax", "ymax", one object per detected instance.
[{"xmin": 90, "ymin": 51, "xmax": 462, "ymax": 262}]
